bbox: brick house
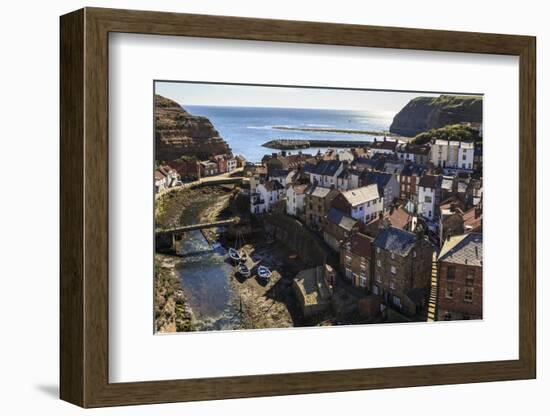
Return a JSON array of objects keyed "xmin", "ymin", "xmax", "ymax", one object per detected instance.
[
  {"xmin": 235, "ymin": 154, "xmax": 247, "ymax": 168},
  {"xmin": 199, "ymin": 160, "xmax": 218, "ymax": 177},
  {"xmin": 340, "ymin": 232, "xmax": 374, "ymax": 291},
  {"xmin": 211, "ymin": 154, "xmax": 229, "ymax": 174},
  {"xmin": 364, "ymin": 205, "xmax": 413, "ymax": 238},
  {"xmin": 399, "ymin": 163, "xmax": 425, "ymax": 202},
  {"xmin": 169, "ymin": 159, "xmax": 201, "ymax": 180},
  {"xmin": 372, "ymin": 226, "xmax": 434, "ymax": 316},
  {"xmin": 263, "ymin": 152, "xmax": 313, "ymax": 172},
  {"xmin": 323, "ymin": 207, "xmax": 359, "ymax": 252},
  {"xmin": 304, "ymin": 185, "xmax": 338, "ymax": 229},
  {"xmin": 436, "ymin": 233, "xmax": 483, "ymax": 320}
]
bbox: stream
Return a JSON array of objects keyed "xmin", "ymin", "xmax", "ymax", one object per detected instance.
[{"xmin": 176, "ymin": 230, "xmax": 242, "ymax": 331}]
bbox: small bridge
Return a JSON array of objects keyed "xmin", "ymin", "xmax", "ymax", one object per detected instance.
[{"xmin": 155, "ymin": 218, "xmax": 239, "ymax": 235}]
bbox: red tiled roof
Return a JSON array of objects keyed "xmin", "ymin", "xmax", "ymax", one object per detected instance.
[{"xmin": 462, "ymin": 207, "xmax": 482, "ymax": 232}]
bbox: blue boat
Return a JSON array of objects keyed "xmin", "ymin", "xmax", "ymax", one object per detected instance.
[{"xmin": 258, "ymin": 265, "xmax": 272, "ymax": 281}]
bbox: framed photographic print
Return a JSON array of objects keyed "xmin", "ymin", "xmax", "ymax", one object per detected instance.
[{"xmin": 60, "ymin": 7, "xmax": 536, "ymax": 408}]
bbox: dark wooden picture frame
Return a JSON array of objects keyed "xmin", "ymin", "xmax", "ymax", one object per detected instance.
[{"xmin": 60, "ymin": 7, "xmax": 536, "ymax": 408}]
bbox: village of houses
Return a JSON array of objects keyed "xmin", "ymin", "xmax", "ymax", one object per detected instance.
[{"xmin": 155, "ymin": 129, "xmax": 483, "ymax": 326}]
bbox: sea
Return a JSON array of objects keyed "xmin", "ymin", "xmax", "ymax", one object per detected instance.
[{"xmin": 185, "ymin": 105, "xmax": 395, "ymax": 162}]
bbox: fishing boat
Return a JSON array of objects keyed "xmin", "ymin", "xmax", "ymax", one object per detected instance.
[
  {"xmin": 237, "ymin": 263, "xmax": 251, "ymax": 278},
  {"xmin": 257, "ymin": 265, "xmax": 272, "ymax": 281},
  {"xmin": 228, "ymin": 247, "xmax": 241, "ymax": 263},
  {"xmin": 229, "ymin": 228, "xmax": 246, "ymax": 263}
]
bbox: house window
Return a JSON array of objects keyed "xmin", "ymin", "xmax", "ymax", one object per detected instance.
[
  {"xmin": 445, "ymin": 283, "xmax": 454, "ymax": 299},
  {"xmin": 462, "ymin": 154, "xmax": 467, "ymax": 160},
  {"xmin": 447, "ymin": 266, "xmax": 456, "ymax": 280},
  {"xmin": 345, "ymin": 255, "xmax": 352, "ymax": 265},
  {"xmin": 376, "ymin": 247, "xmax": 380, "ymax": 254},
  {"xmin": 425, "ymin": 196, "xmax": 432, "ymax": 203},
  {"xmin": 390, "ymin": 253, "xmax": 395, "ymax": 259},
  {"xmin": 376, "ymin": 275, "xmax": 382, "ymax": 283},
  {"xmin": 464, "ymin": 287, "xmax": 474, "ymax": 302},
  {"xmin": 373, "ymin": 285, "xmax": 379, "ymax": 295},
  {"xmin": 466, "ymin": 273, "xmax": 474, "ymax": 286},
  {"xmin": 345, "ymin": 268, "xmax": 352, "ymax": 279},
  {"xmin": 413, "ymin": 250, "xmax": 417, "ymax": 258},
  {"xmin": 359, "ymin": 276, "xmax": 367, "ymax": 287},
  {"xmin": 393, "ymin": 296, "xmax": 401, "ymax": 308},
  {"xmin": 390, "ymin": 280, "xmax": 396, "ymax": 290},
  {"xmin": 377, "ymin": 259, "xmax": 381, "ymax": 267},
  {"xmin": 390, "ymin": 265, "xmax": 396, "ymax": 274}
]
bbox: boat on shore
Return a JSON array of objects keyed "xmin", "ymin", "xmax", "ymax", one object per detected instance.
[
  {"xmin": 237, "ymin": 263, "xmax": 251, "ymax": 278},
  {"xmin": 257, "ymin": 265, "xmax": 272, "ymax": 281},
  {"xmin": 228, "ymin": 247, "xmax": 241, "ymax": 263}
]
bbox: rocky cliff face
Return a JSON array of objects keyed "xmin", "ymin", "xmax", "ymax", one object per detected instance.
[
  {"xmin": 389, "ymin": 95, "xmax": 482, "ymax": 137},
  {"xmin": 155, "ymin": 94, "xmax": 231, "ymax": 161}
]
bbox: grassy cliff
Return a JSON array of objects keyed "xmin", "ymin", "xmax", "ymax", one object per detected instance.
[{"xmin": 389, "ymin": 95, "xmax": 482, "ymax": 137}]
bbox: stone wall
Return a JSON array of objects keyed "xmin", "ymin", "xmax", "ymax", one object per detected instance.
[{"xmin": 262, "ymin": 213, "xmax": 328, "ymax": 268}]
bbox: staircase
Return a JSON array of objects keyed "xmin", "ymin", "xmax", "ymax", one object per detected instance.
[{"xmin": 427, "ymin": 251, "xmax": 439, "ymax": 322}]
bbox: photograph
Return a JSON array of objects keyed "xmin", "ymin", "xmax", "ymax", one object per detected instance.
[{"xmin": 153, "ymin": 82, "xmax": 483, "ymax": 333}]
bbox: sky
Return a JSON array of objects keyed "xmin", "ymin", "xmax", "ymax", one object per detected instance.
[{"xmin": 154, "ymin": 81, "xmax": 447, "ymax": 114}]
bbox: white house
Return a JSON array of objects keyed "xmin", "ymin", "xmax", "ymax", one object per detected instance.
[
  {"xmin": 159, "ymin": 165, "xmax": 181, "ymax": 188},
  {"xmin": 336, "ymin": 149, "xmax": 355, "ymax": 162},
  {"xmin": 430, "ymin": 140, "xmax": 474, "ymax": 170},
  {"xmin": 309, "ymin": 160, "xmax": 344, "ymax": 188},
  {"xmin": 430, "ymin": 139, "xmax": 449, "ymax": 167},
  {"xmin": 457, "ymin": 142, "xmax": 474, "ymax": 170},
  {"xmin": 250, "ymin": 180, "xmax": 285, "ymax": 214},
  {"xmin": 227, "ymin": 157, "xmax": 238, "ymax": 172},
  {"xmin": 286, "ymin": 184, "xmax": 307, "ymax": 217},
  {"xmin": 417, "ymin": 174, "xmax": 442, "ymax": 220},
  {"xmin": 154, "ymin": 169, "xmax": 167, "ymax": 194},
  {"xmin": 336, "ymin": 168, "xmax": 356, "ymax": 191},
  {"xmin": 331, "ymin": 184, "xmax": 383, "ymax": 224},
  {"xmin": 269, "ymin": 169, "xmax": 296, "ymax": 187}
]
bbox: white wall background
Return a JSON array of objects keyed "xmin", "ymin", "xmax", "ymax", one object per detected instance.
[{"xmin": 0, "ymin": 0, "xmax": 546, "ymax": 414}]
